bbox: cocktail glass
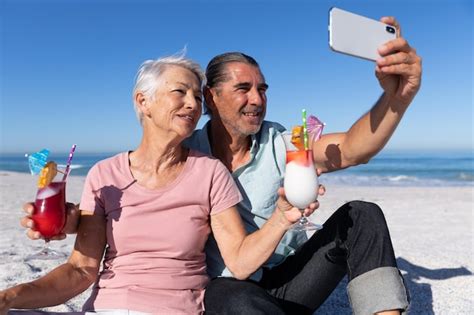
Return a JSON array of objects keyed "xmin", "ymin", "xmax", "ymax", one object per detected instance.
[
  {"xmin": 25, "ymin": 172, "xmax": 67, "ymax": 261},
  {"xmin": 281, "ymin": 131, "xmax": 323, "ymax": 231}
]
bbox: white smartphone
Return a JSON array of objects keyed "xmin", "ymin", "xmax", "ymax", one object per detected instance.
[{"xmin": 328, "ymin": 7, "xmax": 397, "ymax": 61}]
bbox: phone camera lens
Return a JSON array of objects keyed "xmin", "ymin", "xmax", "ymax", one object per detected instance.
[{"xmin": 386, "ymin": 26, "xmax": 395, "ymax": 34}]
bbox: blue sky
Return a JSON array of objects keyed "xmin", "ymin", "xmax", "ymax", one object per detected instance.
[{"xmin": 1, "ymin": 0, "xmax": 472, "ymax": 154}]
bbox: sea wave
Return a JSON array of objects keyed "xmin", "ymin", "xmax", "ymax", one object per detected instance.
[
  {"xmin": 321, "ymin": 173, "xmax": 472, "ymax": 187},
  {"xmin": 387, "ymin": 175, "xmax": 419, "ymax": 182},
  {"xmin": 458, "ymin": 172, "xmax": 474, "ymax": 181}
]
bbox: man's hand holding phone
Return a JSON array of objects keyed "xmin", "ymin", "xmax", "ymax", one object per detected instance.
[{"xmin": 376, "ymin": 16, "xmax": 422, "ymax": 107}]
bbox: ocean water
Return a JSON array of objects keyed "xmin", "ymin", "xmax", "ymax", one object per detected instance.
[
  {"xmin": 321, "ymin": 150, "xmax": 473, "ymax": 187},
  {"xmin": 0, "ymin": 152, "xmax": 115, "ymax": 177},
  {"xmin": 0, "ymin": 150, "xmax": 472, "ymax": 187}
]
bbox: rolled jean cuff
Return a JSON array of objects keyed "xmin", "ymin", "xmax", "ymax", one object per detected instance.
[{"xmin": 347, "ymin": 266, "xmax": 409, "ymax": 315}]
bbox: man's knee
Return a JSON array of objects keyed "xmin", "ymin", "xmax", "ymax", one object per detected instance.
[{"xmin": 346, "ymin": 200, "xmax": 388, "ymax": 231}]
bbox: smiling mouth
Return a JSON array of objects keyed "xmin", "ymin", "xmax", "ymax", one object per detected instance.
[
  {"xmin": 242, "ymin": 112, "xmax": 260, "ymax": 117},
  {"xmin": 177, "ymin": 114, "xmax": 195, "ymax": 123}
]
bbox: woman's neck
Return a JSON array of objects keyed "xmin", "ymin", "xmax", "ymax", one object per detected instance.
[{"xmin": 129, "ymin": 130, "xmax": 188, "ymax": 189}]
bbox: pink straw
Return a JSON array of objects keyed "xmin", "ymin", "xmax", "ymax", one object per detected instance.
[{"xmin": 62, "ymin": 144, "xmax": 77, "ymax": 181}]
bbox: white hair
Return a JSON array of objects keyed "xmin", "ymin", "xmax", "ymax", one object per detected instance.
[{"xmin": 132, "ymin": 51, "xmax": 205, "ymax": 124}]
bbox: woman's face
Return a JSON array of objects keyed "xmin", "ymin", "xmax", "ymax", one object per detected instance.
[{"xmin": 146, "ymin": 65, "xmax": 202, "ymax": 139}]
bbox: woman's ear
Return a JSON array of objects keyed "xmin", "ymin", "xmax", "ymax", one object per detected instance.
[{"xmin": 134, "ymin": 92, "xmax": 151, "ymax": 118}]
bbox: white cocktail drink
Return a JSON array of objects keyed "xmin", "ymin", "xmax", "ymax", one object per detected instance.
[
  {"xmin": 284, "ymin": 150, "xmax": 319, "ymax": 209},
  {"xmin": 282, "ymin": 130, "xmax": 322, "ymax": 231}
]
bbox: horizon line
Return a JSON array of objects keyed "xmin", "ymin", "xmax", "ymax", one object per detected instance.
[{"xmin": 1, "ymin": 147, "xmax": 473, "ymax": 156}]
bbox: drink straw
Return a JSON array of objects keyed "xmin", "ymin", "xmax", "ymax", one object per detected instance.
[
  {"xmin": 62, "ymin": 144, "xmax": 77, "ymax": 181},
  {"xmin": 302, "ymin": 109, "xmax": 309, "ymax": 150}
]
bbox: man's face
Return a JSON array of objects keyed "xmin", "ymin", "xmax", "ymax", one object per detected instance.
[{"xmin": 208, "ymin": 62, "xmax": 268, "ymax": 137}]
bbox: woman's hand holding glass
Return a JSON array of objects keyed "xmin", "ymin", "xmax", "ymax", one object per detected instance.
[{"xmin": 21, "ymin": 202, "xmax": 80, "ymax": 240}]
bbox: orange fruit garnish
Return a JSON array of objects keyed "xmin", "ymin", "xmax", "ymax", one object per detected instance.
[
  {"xmin": 38, "ymin": 161, "xmax": 58, "ymax": 188},
  {"xmin": 291, "ymin": 125, "xmax": 304, "ymax": 150}
]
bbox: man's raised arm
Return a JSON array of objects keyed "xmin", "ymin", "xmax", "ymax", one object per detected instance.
[{"xmin": 313, "ymin": 16, "xmax": 422, "ymax": 173}]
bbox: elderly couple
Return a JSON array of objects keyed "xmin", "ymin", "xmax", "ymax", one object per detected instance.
[{"xmin": 1, "ymin": 16, "xmax": 421, "ymax": 315}]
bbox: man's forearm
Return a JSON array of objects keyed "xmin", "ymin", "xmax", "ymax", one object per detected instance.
[{"xmin": 340, "ymin": 92, "xmax": 410, "ymax": 166}]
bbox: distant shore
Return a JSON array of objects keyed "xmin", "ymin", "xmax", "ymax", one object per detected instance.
[{"xmin": 0, "ymin": 171, "xmax": 472, "ymax": 314}]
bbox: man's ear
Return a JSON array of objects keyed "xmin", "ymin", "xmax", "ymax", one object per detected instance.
[
  {"xmin": 134, "ymin": 92, "xmax": 151, "ymax": 118},
  {"xmin": 204, "ymin": 86, "xmax": 216, "ymax": 115}
]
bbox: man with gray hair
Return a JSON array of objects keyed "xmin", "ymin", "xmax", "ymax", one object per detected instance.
[{"xmin": 190, "ymin": 16, "xmax": 421, "ymax": 315}]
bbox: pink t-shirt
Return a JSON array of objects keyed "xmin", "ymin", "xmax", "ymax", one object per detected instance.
[{"xmin": 80, "ymin": 150, "xmax": 242, "ymax": 314}]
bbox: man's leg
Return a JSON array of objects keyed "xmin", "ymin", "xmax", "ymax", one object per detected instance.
[
  {"xmin": 259, "ymin": 200, "xmax": 409, "ymax": 315},
  {"xmin": 204, "ymin": 202, "xmax": 357, "ymax": 315},
  {"xmin": 204, "ymin": 277, "xmax": 286, "ymax": 315}
]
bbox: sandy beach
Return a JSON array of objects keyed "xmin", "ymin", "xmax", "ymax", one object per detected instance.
[{"xmin": 0, "ymin": 171, "xmax": 472, "ymax": 314}]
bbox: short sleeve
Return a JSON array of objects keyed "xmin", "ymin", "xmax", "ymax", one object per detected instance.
[
  {"xmin": 209, "ymin": 161, "xmax": 242, "ymax": 215},
  {"xmin": 79, "ymin": 164, "xmax": 105, "ymax": 215}
]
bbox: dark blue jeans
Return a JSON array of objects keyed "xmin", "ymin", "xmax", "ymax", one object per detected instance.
[{"xmin": 204, "ymin": 201, "xmax": 408, "ymax": 315}]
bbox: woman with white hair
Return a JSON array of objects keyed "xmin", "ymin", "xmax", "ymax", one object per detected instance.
[{"xmin": 0, "ymin": 54, "xmax": 313, "ymax": 314}]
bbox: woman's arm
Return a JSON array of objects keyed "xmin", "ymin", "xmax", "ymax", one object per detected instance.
[
  {"xmin": 211, "ymin": 188, "xmax": 314, "ymax": 280},
  {"xmin": 0, "ymin": 211, "xmax": 106, "ymax": 311}
]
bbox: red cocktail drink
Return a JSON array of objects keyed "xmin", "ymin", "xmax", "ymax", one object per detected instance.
[
  {"xmin": 25, "ymin": 146, "xmax": 76, "ymax": 261},
  {"xmin": 32, "ymin": 181, "xmax": 66, "ymax": 239}
]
